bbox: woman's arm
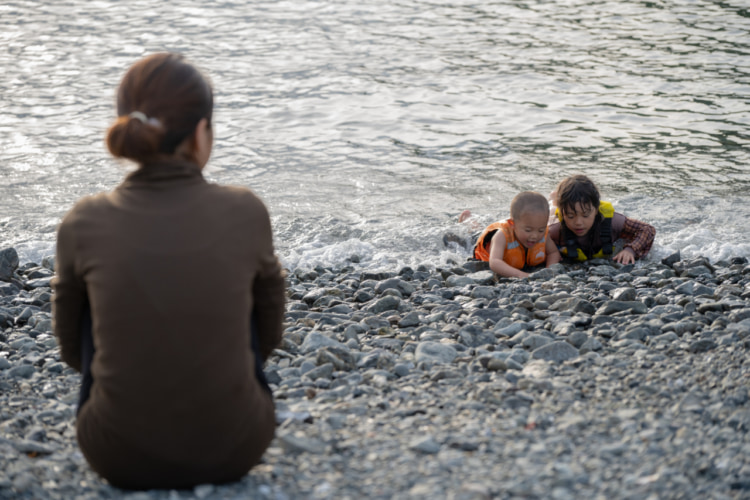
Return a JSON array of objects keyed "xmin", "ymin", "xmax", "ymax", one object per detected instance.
[
  {"xmin": 250, "ymin": 205, "xmax": 286, "ymax": 361},
  {"xmin": 488, "ymin": 230, "xmax": 528, "ymax": 278},
  {"xmin": 52, "ymin": 214, "xmax": 88, "ymax": 372},
  {"xmin": 252, "ymin": 257, "xmax": 285, "ymax": 361}
]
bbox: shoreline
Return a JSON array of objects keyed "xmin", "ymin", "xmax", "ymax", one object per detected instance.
[{"xmin": 1, "ymin": 247, "xmax": 749, "ymax": 499}]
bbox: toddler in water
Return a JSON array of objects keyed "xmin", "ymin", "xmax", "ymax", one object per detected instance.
[
  {"xmin": 463, "ymin": 191, "xmax": 561, "ymax": 278},
  {"xmin": 548, "ymin": 174, "xmax": 655, "ymax": 264}
]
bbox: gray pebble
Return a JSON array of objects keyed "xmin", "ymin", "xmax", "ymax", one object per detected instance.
[
  {"xmin": 2, "ymin": 249, "xmax": 748, "ymax": 500},
  {"xmin": 415, "ymin": 341, "xmax": 458, "ymax": 364},
  {"xmin": 531, "ymin": 341, "xmax": 579, "ymax": 363},
  {"xmin": 8, "ymin": 364, "xmax": 35, "ymax": 379},
  {"xmin": 409, "ymin": 436, "xmax": 441, "ymax": 454}
]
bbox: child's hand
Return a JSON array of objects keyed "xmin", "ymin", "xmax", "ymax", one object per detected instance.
[{"xmin": 613, "ymin": 247, "xmax": 636, "ymax": 265}]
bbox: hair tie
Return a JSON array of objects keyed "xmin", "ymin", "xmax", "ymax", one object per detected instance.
[{"xmin": 128, "ymin": 111, "xmax": 162, "ymax": 128}]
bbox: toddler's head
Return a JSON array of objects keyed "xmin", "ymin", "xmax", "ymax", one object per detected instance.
[
  {"xmin": 555, "ymin": 174, "xmax": 601, "ymax": 236},
  {"xmin": 509, "ymin": 191, "xmax": 549, "ymax": 248}
]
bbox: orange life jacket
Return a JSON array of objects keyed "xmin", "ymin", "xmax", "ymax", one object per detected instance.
[{"xmin": 473, "ymin": 220, "xmax": 547, "ymax": 269}]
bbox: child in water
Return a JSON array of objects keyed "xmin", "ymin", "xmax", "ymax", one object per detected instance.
[
  {"xmin": 464, "ymin": 191, "xmax": 561, "ymax": 278},
  {"xmin": 548, "ymin": 174, "xmax": 655, "ymax": 264}
]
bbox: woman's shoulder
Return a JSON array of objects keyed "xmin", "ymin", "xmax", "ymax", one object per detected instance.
[
  {"xmin": 56, "ymin": 193, "xmax": 118, "ymax": 240},
  {"xmin": 209, "ymin": 184, "xmax": 265, "ymax": 204},
  {"xmin": 63, "ymin": 192, "xmax": 115, "ymax": 220},
  {"xmin": 205, "ymin": 184, "xmax": 271, "ymax": 219}
]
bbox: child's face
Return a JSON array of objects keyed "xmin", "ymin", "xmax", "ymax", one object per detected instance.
[
  {"xmin": 562, "ymin": 202, "xmax": 597, "ymax": 236},
  {"xmin": 513, "ymin": 211, "xmax": 548, "ymax": 249}
]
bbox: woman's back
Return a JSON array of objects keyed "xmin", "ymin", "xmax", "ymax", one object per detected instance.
[{"xmin": 52, "ymin": 54, "xmax": 284, "ymax": 490}]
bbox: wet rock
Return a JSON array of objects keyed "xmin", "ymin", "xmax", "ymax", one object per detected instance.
[
  {"xmin": 661, "ymin": 251, "xmax": 681, "ymax": 268},
  {"xmin": 0, "ymin": 248, "xmax": 19, "ymax": 281}
]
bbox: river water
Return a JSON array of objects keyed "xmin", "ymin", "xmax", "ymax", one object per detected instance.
[{"xmin": 1, "ymin": 0, "xmax": 749, "ymax": 270}]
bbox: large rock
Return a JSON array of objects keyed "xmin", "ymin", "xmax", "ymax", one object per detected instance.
[
  {"xmin": 0, "ymin": 248, "xmax": 19, "ymax": 282},
  {"xmin": 661, "ymin": 251, "xmax": 681, "ymax": 267}
]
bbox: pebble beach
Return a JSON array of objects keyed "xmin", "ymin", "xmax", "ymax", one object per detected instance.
[{"xmin": 1, "ymin": 246, "xmax": 749, "ymax": 500}]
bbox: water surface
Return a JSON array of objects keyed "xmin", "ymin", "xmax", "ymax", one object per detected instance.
[{"xmin": 1, "ymin": 0, "xmax": 749, "ymax": 269}]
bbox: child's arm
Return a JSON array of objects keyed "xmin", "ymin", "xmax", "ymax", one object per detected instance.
[
  {"xmin": 545, "ymin": 235, "xmax": 561, "ymax": 267},
  {"xmin": 488, "ymin": 231, "xmax": 529, "ymax": 278},
  {"xmin": 615, "ymin": 215, "xmax": 656, "ymax": 263}
]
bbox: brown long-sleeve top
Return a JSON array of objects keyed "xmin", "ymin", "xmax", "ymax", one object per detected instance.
[
  {"xmin": 52, "ymin": 158, "xmax": 285, "ymax": 490},
  {"xmin": 548, "ymin": 212, "xmax": 656, "ymax": 259}
]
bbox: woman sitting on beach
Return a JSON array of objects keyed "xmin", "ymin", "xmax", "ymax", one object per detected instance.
[{"xmin": 52, "ymin": 53, "xmax": 285, "ymax": 490}]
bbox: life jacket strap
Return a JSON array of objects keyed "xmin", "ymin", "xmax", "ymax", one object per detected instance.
[{"xmin": 599, "ymin": 216, "xmax": 613, "ymax": 256}]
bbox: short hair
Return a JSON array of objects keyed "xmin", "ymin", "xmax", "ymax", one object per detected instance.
[
  {"xmin": 510, "ymin": 191, "xmax": 549, "ymax": 220},
  {"xmin": 555, "ymin": 174, "xmax": 600, "ymax": 215}
]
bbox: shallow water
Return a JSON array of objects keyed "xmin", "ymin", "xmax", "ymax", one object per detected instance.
[{"xmin": 1, "ymin": 0, "xmax": 749, "ymax": 269}]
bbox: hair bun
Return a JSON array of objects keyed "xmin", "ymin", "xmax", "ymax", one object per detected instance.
[{"xmin": 106, "ymin": 114, "xmax": 165, "ymax": 162}]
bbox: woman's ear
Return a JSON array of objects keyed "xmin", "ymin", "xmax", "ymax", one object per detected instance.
[
  {"xmin": 192, "ymin": 118, "xmax": 213, "ymax": 168},
  {"xmin": 174, "ymin": 118, "xmax": 213, "ymax": 167}
]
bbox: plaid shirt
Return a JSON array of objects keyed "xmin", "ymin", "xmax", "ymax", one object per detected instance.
[{"xmin": 619, "ymin": 216, "xmax": 656, "ymax": 258}]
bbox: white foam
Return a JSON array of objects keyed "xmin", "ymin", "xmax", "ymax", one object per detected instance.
[
  {"xmin": 13, "ymin": 240, "xmax": 56, "ymax": 266},
  {"xmin": 281, "ymin": 238, "xmax": 377, "ymax": 270},
  {"xmin": 657, "ymin": 227, "xmax": 750, "ymax": 263}
]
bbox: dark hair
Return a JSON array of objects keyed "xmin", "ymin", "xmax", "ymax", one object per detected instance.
[
  {"xmin": 510, "ymin": 191, "xmax": 549, "ymax": 220},
  {"xmin": 555, "ymin": 174, "xmax": 600, "ymax": 216},
  {"xmin": 106, "ymin": 53, "xmax": 213, "ymax": 164}
]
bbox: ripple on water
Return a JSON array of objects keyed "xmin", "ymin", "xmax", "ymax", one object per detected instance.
[{"xmin": 0, "ymin": 0, "xmax": 748, "ymax": 266}]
